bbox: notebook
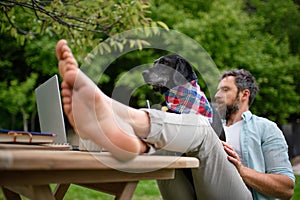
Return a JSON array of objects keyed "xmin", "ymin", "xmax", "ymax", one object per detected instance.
[
  {"xmin": 35, "ymin": 75, "xmax": 68, "ymax": 145},
  {"xmin": 0, "ymin": 129, "xmax": 56, "ymax": 144}
]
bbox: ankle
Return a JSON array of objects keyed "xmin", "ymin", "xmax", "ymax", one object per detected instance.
[{"xmin": 129, "ymin": 110, "xmax": 150, "ymax": 139}]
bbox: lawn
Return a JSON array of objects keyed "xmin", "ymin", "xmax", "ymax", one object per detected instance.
[
  {"xmin": 1, "ymin": 177, "xmax": 300, "ymax": 199},
  {"xmin": 294, "ymin": 175, "xmax": 300, "ymax": 200},
  {"xmin": 0, "ymin": 180, "xmax": 162, "ymax": 200},
  {"xmin": 60, "ymin": 180, "xmax": 162, "ymax": 200}
]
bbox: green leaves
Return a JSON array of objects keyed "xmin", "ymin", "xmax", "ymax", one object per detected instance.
[
  {"xmin": 0, "ymin": 73, "xmax": 37, "ymax": 130},
  {"xmin": 1, "ymin": 0, "xmax": 168, "ymax": 60},
  {"xmin": 0, "ymin": 0, "xmax": 169, "ymax": 130},
  {"xmin": 149, "ymin": 0, "xmax": 300, "ymax": 123},
  {"xmin": 0, "ymin": 0, "xmax": 299, "ymax": 129}
]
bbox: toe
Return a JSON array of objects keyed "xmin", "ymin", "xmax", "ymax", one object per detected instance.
[{"xmin": 56, "ymin": 39, "xmax": 68, "ymax": 60}]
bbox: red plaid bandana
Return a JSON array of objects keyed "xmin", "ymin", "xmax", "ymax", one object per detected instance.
[{"xmin": 164, "ymin": 80, "xmax": 213, "ymax": 123}]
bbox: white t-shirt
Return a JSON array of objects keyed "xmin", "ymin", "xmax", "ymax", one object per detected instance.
[{"xmin": 224, "ymin": 120, "xmax": 244, "ymax": 159}]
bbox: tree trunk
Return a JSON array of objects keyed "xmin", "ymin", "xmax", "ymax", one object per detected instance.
[{"xmin": 21, "ymin": 107, "xmax": 28, "ymax": 132}]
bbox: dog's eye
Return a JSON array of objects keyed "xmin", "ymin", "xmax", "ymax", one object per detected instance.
[{"xmin": 159, "ymin": 60, "xmax": 170, "ymax": 65}]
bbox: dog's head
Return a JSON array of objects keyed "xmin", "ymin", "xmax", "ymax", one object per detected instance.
[{"xmin": 142, "ymin": 54, "xmax": 197, "ymax": 93}]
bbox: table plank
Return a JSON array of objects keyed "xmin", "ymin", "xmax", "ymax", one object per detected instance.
[
  {"xmin": 0, "ymin": 168, "xmax": 174, "ymax": 185},
  {"xmin": 115, "ymin": 182, "xmax": 138, "ymax": 200},
  {"xmin": 53, "ymin": 184, "xmax": 70, "ymax": 200},
  {"xmin": 0, "ymin": 150, "xmax": 199, "ymax": 170}
]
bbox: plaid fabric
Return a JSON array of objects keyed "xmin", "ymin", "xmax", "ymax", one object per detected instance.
[{"xmin": 164, "ymin": 80, "xmax": 213, "ymax": 123}]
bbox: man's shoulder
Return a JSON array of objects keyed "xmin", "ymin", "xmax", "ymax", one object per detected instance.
[
  {"xmin": 252, "ymin": 114, "xmax": 273, "ymax": 123},
  {"xmin": 244, "ymin": 111, "xmax": 273, "ymax": 122},
  {"xmin": 243, "ymin": 111, "xmax": 278, "ymax": 129},
  {"xmin": 243, "ymin": 112, "xmax": 286, "ymax": 145}
]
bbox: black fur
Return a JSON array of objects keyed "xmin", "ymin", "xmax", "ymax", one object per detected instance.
[
  {"xmin": 143, "ymin": 54, "xmax": 225, "ymax": 141},
  {"xmin": 142, "ymin": 54, "xmax": 197, "ymax": 93}
]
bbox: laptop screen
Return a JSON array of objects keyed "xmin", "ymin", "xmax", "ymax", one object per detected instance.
[{"xmin": 35, "ymin": 75, "xmax": 67, "ymax": 144}]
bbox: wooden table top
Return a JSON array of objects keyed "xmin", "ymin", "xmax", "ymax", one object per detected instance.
[
  {"xmin": 0, "ymin": 149, "xmax": 199, "ymax": 171},
  {"xmin": 0, "ymin": 146, "xmax": 200, "ymax": 200}
]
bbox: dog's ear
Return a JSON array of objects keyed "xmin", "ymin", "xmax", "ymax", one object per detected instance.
[{"xmin": 173, "ymin": 57, "xmax": 197, "ymax": 85}]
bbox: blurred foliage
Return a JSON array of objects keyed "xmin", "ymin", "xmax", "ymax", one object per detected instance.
[
  {"xmin": 148, "ymin": 0, "xmax": 300, "ymax": 124},
  {"xmin": 0, "ymin": 0, "xmax": 167, "ymax": 130},
  {"xmin": 0, "ymin": 0, "xmax": 299, "ymax": 130},
  {"xmin": 0, "ymin": 0, "xmax": 167, "ymax": 60}
]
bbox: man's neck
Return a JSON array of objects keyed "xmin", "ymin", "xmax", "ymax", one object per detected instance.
[{"xmin": 226, "ymin": 107, "xmax": 249, "ymax": 126}]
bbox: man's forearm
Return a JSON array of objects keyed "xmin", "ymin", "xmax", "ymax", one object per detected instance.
[{"xmin": 240, "ymin": 166, "xmax": 294, "ymax": 199}]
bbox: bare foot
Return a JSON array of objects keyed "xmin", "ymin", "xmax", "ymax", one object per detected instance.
[{"xmin": 56, "ymin": 40, "xmax": 148, "ymax": 160}]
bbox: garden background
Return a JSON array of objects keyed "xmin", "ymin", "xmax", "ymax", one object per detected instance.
[{"xmin": 0, "ymin": 0, "xmax": 300, "ymax": 199}]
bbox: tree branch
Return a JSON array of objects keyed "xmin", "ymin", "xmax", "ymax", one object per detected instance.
[
  {"xmin": 3, "ymin": 8, "xmax": 34, "ymax": 35},
  {"xmin": 0, "ymin": 0, "xmax": 112, "ymax": 36}
]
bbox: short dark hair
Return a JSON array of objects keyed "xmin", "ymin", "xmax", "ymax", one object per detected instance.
[{"xmin": 220, "ymin": 69, "xmax": 259, "ymax": 107}]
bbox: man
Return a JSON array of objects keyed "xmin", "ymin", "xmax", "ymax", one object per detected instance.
[
  {"xmin": 56, "ymin": 39, "xmax": 294, "ymax": 199},
  {"xmin": 158, "ymin": 69, "xmax": 295, "ymax": 200},
  {"xmin": 215, "ymin": 69, "xmax": 295, "ymax": 199}
]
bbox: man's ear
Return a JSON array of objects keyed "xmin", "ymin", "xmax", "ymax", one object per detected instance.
[{"xmin": 241, "ymin": 89, "xmax": 250, "ymax": 101}]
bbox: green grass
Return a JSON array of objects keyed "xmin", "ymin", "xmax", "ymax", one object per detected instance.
[
  {"xmin": 1, "ymin": 176, "xmax": 300, "ymax": 199},
  {"xmin": 0, "ymin": 180, "xmax": 162, "ymax": 200},
  {"xmin": 61, "ymin": 180, "xmax": 162, "ymax": 200},
  {"xmin": 293, "ymin": 175, "xmax": 300, "ymax": 200}
]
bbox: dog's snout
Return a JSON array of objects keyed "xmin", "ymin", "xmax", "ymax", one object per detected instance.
[
  {"xmin": 142, "ymin": 69, "xmax": 148, "ymax": 75},
  {"xmin": 142, "ymin": 69, "xmax": 149, "ymax": 78},
  {"xmin": 142, "ymin": 69, "xmax": 152, "ymax": 83}
]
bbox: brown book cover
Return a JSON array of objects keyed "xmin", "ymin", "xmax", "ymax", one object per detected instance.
[{"xmin": 0, "ymin": 129, "xmax": 56, "ymax": 144}]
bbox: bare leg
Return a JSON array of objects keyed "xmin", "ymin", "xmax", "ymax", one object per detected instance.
[{"xmin": 56, "ymin": 39, "xmax": 149, "ymax": 160}]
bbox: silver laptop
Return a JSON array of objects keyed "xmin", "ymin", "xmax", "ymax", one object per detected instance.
[{"xmin": 35, "ymin": 75, "xmax": 67, "ymax": 144}]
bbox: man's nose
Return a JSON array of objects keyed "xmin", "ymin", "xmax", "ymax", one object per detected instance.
[{"xmin": 215, "ymin": 90, "xmax": 221, "ymax": 100}]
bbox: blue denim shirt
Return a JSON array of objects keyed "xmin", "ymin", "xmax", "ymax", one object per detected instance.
[{"xmin": 239, "ymin": 111, "xmax": 295, "ymax": 200}]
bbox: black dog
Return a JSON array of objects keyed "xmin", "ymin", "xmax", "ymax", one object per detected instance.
[
  {"xmin": 143, "ymin": 54, "xmax": 225, "ymax": 140},
  {"xmin": 142, "ymin": 54, "xmax": 197, "ymax": 94}
]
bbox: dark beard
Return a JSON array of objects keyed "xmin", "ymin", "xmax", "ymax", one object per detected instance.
[
  {"xmin": 218, "ymin": 94, "xmax": 240, "ymax": 121},
  {"xmin": 218, "ymin": 103, "xmax": 240, "ymax": 121},
  {"xmin": 225, "ymin": 104, "xmax": 240, "ymax": 121}
]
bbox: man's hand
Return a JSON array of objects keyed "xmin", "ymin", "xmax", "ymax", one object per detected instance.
[
  {"xmin": 221, "ymin": 141, "xmax": 245, "ymax": 174},
  {"xmin": 221, "ymin": 141, "xmax": 294, "ymax": 199}
]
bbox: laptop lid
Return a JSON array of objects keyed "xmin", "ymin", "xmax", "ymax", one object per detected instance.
[{"xmin": 35, "ymin": 75, "xmax": 67, "ymax": 144}]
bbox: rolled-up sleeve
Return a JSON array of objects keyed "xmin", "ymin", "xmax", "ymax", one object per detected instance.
[{"xmin": 262, "ymin": 120, "xmax": 295, "ymax": 182}]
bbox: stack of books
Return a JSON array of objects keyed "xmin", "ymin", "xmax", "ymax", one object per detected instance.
[{"xmin": 0, "ymin": 129, "xmax": 56, "ymax": 144}]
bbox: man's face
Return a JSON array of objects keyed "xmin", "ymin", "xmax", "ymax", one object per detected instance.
[{"xmin": 215, "ymin": 76, "xmax": 241, "ymax": 120}]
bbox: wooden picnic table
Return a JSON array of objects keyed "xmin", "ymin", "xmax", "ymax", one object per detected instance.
[{"xmin": 0, "ymin": 146, "xmax": 199, "ymax": 200}]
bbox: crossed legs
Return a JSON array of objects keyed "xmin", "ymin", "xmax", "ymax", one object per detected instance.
[{"xmin": 56, "ymin": 39, "xmax": 149, "ymax": 160}]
